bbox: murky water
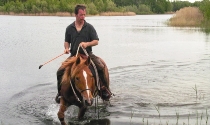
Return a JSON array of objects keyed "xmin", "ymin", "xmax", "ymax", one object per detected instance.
[{"xmin": 0, "ymin": 15, "xmax": 209, "ymax": 125}]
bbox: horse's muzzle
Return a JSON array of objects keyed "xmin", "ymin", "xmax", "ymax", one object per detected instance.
[{"xmin": 85, "ymin": 98, "xmax": 94, "ymax": 106}]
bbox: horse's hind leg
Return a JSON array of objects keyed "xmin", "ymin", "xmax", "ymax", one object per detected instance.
[{"xmin": 57, "ymin": 97, "xmax": 67, "ymax": 125}]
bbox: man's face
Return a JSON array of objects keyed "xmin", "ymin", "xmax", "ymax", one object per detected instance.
[{"xmin": 76, "ymin": 9, "xmax": 86, "ymax": 23}]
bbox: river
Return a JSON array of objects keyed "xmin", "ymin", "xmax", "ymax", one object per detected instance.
[{"xmin": 0, "ymin": 15, "xmax": 209, "ymax": 125}]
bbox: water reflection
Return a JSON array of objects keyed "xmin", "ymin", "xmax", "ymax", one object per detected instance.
[
  {"xmin": 68, "ymin": 118, "xmax": 111, "ymax": 125},
  {"xmin": 84, "ymin": 118, "xmax": 110, "ymax": 125},
  {"xmin": 201, "ymin": 28, "xmax": 210, "ymax": 34}
]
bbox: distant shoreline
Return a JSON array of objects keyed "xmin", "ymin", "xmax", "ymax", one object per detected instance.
[{"xmin": 0, "ymin": 12, "xmax": 136, "ymax": 16}]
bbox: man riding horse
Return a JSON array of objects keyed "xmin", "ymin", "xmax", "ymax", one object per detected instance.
[{"xmin": 55, "ymin": 4, "xmax": 112, "ymax": 103}]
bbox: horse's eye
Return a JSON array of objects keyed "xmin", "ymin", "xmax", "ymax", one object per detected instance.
[{"xmin": 75, "ymin": 77, "xmax": 79, "ymax": 81}]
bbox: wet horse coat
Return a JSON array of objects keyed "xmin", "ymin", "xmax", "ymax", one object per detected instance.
[{"xmin": 57, "ymin": 54, "xmax": 109, "ymax": 125}]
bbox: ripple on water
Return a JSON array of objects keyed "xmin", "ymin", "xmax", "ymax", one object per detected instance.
[
  {"xmin": 109, "ymin": 59, "xmax": 210, "ymax": 124},
  {"xmin": 2, "ymin": 58, "xmax": 209, "ymax": 125}
]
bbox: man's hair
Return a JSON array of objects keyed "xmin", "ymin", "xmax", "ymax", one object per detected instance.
[{"xmin": 74, "ymin": 4, "xmax": 86, "ymax": 15}]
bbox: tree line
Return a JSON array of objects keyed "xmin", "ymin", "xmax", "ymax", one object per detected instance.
[{"xmin": 0, "ymin": 0, "xmax": 209, "ymax": 21}]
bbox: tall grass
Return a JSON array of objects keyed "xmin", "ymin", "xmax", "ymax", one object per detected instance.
[
  {"xmin": 130, "ymin": 109, "xmax": 134, "ymax": 125},
  {"xmin": 0, "ymin": 11, "xmax": 136, "ymax": 16},
  {"xmin": 168, "ymin": 7, "xmax": 204, "ymax": 27},
  {"xmin": 100, "ymin": 12, "xmax": 136, "ymax": 16},
  {"xmin": 192, "ymin": 84, "xmax": 198, "ymax": 100},
  {"xmin": 155, "ymin": 105, "xmax": 161, "ymax": 124}
]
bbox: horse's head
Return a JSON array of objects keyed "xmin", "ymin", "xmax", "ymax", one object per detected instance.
[{"xmin": 70, "ymin": 55, "xmax": 96, "ymax": 106}]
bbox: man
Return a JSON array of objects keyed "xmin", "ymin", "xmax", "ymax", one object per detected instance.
[{"xmin": 55, "ymin": 4, "xmax": 111, "ymax": 103}]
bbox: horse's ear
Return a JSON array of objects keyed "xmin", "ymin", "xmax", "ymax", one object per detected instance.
[
  {"xmin": 76, "ymin": 56, "xmax": 81, "ymax": 65},
  {"xmin": 85, "ymin": 56, "xmax": 91, "ymax": 65}
]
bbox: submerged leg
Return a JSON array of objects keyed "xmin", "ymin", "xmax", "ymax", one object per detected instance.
[
  {"xmin": 99, "ymin": 69, "xmax": 112, "ymax": 101},
  {"xmin": 57, "ymin": 97, "xmax": 67, "ymax": 125},
  {"xmin": 55, "ymin": 67, "xmax": 65, "ymax": 103},
  {"xmin": 90, "ymin": 54, "xmax": 112, "ymax": 101},
  {"xmin": 78, "ymin": 106, "xmax": 87, "ymax": 119},
  {"xmin": 89, "ymin": 54, "xmax": 112, "ymax": 101}
]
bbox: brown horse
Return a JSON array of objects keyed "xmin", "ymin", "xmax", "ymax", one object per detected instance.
[{"xmin": 57, "ymin": 54, "xmax": 110, "ymax": 125}]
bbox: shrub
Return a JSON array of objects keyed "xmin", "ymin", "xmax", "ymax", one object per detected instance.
[
  {"xmin": 168, "ymin": 7, "xmax": 204, "ymax": 27},
  {"xmin": 199, "ymin": 0, "xmax": 210, "ymax": 21}
]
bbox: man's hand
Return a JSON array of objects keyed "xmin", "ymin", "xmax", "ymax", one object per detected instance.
[
  {"xmin": 64, "ymin": 49, "xmax": 70, "ymax": 54},
  {"xmin": 64, "ymin": 42, "xmax": 70, "ymax": 54},
  {"xmin": 80, "ymin": 42, "xmax": 89, "ymax": 49}
]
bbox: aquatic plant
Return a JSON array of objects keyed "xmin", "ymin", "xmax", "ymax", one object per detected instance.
[
  {"xmin": 130, "ymin": 109, "xmax": 134, "ymax": 125},
  {"xmin": 192, "ymin": 84, "xmax": 198, "ymax": 100},
  {"xmin": 206, "ymin": 109, "xmax": 208, "ymax": 125},
  {"xmin": 175, "ymin": 109, "xmax": 179, "ymax": 125},
  {"xmin": 154, "ymin": 105, "xmax": 161, "ymax": 124}
]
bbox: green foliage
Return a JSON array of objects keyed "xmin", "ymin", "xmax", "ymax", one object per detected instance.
[
  {"xmin": 0, "ymin": 6, "xmax": 4, "ymax": 12},
  {"xmin": 199, "ymin": 0, "xmax": 210, "ymax": 21},
  {"xmin": 171, "ymin": 1, "xmax": 192, "ymax": 12},
  {"xmin": 0, "ymin": 0, "xmax": 208, "ymax": 16},
  {"xmin": 105, "ymin": 0, "xmax": 117, "ymax": 11},
  {"xmin": 87, "ymin": 2, "xmax": 98, "ymax": 15},
  {"xmin": 124, "ymin": 5, "xmax": 138, "ymax": 13},
  {"xmin": 94, "ymin": 0, "xmax": 104, "ymax": 12},
  {"xmin": 138, "ymin": 4, "xmax": 152, "ymax": 14}
]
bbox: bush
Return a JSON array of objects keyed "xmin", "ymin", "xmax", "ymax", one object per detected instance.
[
  {"xmin": 0, "ymin": 6, "xmax": 4, "ymax": 12},
  {"xmin": 31, "ymin": 5, "xmax": 41, "ymax": 13},
  {"xmin": 138, "ymin": 4, "xmax": 152, "ymax": 14},
  {"xmin": 199, "ymin": 0, "xmax": 210, "ymax": 21},
  {"xmin": 87, "ymin": 2, "xmax": 98, "ymax": 15},
  {"xmin": 124, "ymin": 5, "xmax": 138, "ymax": 13},
  {"xmin": 169, "ymin": 7, "xmax": 204, "ymax": 27}
]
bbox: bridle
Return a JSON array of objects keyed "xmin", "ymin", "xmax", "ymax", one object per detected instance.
[
  {"xmin": 68, "ymin": 45, "xmax": 101, "ymax": 118},
  {"xmin": 69, "ymin": 45, "xmax": 100, "ymax": 103},
  {"xmin": 70, "ymin": 70, "xmax": 98, "ymax": 103},
  {"xmin": 80, "ymin": 88, "xmax": 92, "ymax": 94}
]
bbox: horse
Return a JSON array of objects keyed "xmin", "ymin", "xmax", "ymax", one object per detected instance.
[{"xmin": 57, "ymin": 54, "xmax": 110, "ymax": 125}]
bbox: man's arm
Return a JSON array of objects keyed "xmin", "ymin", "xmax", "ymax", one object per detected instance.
[
  {"xmin": 80, "ymin": 40, "xmax": 98, "ymax": 49},
  {"xmin": 64, "ymin": 42, "xmax": 70, "ymax": 54}
]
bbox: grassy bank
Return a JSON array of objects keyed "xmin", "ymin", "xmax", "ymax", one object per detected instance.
[{"xmin": 0, "ymin": 11, "xmax": 136, "ymax": 16}]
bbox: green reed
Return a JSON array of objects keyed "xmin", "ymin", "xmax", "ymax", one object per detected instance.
[
  {"xmin": 206, "ymin": 109, "xmax": 209, "ymax": 125},
  {"xmin": 155, "ymin": 105, "xmax": 161, "ymax": 124},
  {"xmin": 166, "ymin": 120, "xmax": 169, "ymax": 125},
  {"xmin": 142, "ymin": 117, "xmax": 144, "ymax": 125},
  {"xmin": 130, "ymin": 109, "xmax": 134, "ymax": 125},
  {"xmin": 192, "ymin": 84, "xmax": 198, "ymax": 100},
  {"xmin": 176, "ymin": 109, "xmax": 180, "ymax": 125}
]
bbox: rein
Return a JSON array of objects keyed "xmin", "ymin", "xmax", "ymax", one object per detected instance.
[
  {"xmin": 76, "ymin": 45, "xmax": 100, "ymax": 90},
  {"xmin": 76, "ymin": 45, "xmax": 100, "ymax": 118}
]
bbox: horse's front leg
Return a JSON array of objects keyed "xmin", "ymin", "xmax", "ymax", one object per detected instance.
[
  {"xmin": 57, "ymin": 97, "xmax": 67, "ymax": 125},
  {"xmin": 78, "ymin": 106, "xmax": 87, "ymax": 119}
]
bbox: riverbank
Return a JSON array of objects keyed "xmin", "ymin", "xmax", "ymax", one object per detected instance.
[{"xmin": 0, "ymin": 11, "xmax": 136, "ymax": 16}]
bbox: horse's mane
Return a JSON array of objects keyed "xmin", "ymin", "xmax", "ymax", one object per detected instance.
[
  {"xmin": 61, "ymin": 55, "xmax": 89, "ymax": 85},
  {"xmin": 60, "ymin": 56, "xmax": 77, "ymax": 84}
]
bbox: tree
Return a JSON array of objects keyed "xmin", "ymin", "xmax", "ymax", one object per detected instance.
[
  {"xmin": 199, "ymin": 0, "xmax": 210, "ymax": 21},
  {"xmin": 87, "ymin": 2, "xmax": 98, "ymax": 15},
  {"xmin": 104, "ymin": 0, "xmax": 117, "ymax": 11}
]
